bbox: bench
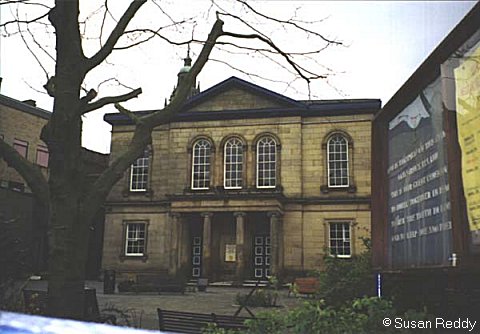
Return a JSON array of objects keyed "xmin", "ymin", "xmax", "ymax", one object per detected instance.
[
  {"xmin": 136, "ymin": 274, "xmax": 186, "ymax": 294},
  {"xmin": 289, "ymin": 277, "xmax": 319, "ymax": 297},
  {"xmin": 157, "ymin": 308, "xmax": 251, "ymax": 334},
  {"xmin": 23, "ymin": 288, "xmax": 116, "ymax": 324}
]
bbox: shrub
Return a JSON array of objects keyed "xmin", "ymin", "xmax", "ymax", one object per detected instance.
[
  {"xmin": 245, "ymin": 297, "xmax": 433, "ymax": 334},
  {"xmin": 235, "ymin": 289, "xmax": 277, "ymax": 307},
  {"xmin": 316, "ymin": 237, "xmax": 375, "ymax": 307},
  {"xmin": 117, "ymin": 280, "xmax": 135, "ymax": 292}
]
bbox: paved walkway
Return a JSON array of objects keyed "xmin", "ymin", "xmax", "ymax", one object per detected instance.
[{"xmin": 25, "ymin": 280, "xmax": 303, "ymax": 330}]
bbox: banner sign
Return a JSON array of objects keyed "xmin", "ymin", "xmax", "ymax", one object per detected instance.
[
  {"xmin": 454, "ymin": 41, "xmax": 480, "ymax": 244},
  {"xmin": 387, "ymin": 78, "xmax": 452, "ymax": 269}
]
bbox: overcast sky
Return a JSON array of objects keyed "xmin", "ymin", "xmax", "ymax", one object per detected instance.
[{"xmin": 0, "ymin": 1, "xmax": 477, "ymax": 153}]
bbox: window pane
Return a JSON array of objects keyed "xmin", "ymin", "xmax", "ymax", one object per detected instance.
[
  {"xmin": 224, "ymin": 138, "xmax": 243, "ymax": 189},
  {"xmin": 36, "ymin": 145, "xmax": 49, "ymax": 167},
  {"xmin": 130, "ymin": 148, "xmax": 150, "ymax": 191},
  {"xmin": 192, "ymin": 139, "xmax": 211, "ymax": 189},
  {"xmin": 125, "ymin": 222, "xmax": 146, "ymax": 255},
  {"xmin": 257, "ymin": 137, "xmax": 277, "ymax": 188},
  {"xmin": 329, "ymin": 222, "xmax": 351, "ymax": 257},
  {"xmin": 13, "ymin": 139, "xmax": 28, "ymax": 158},
  {"xmin": 327, "ymin": 135, "xmax": 349, "ymax": 187}
]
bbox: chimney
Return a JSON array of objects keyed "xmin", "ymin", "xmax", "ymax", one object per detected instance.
[{"xmin": 22, "ymin": 99, "xmax": 37, "ymax": 107}]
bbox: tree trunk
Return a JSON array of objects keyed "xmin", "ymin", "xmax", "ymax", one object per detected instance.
[{"xmin": 46, "ymin": 1, "xmax": 89, "ymax": 319}]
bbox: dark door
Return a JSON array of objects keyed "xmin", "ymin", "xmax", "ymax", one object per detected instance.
[
  {"xmin": 191, "ymin": 236, "xmax": 202, "ymax": 277},
  {"xmin": 253, "ymin": 235, "xmax": 270, "ymax": 279}
]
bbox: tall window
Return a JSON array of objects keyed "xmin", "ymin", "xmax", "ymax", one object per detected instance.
[
  {"xmin": 130, "ymin": 148, "xmax": 150, "ymax": 192},
  {"xmin": 125, "ymin": 222, "xmax": 146, "ymax": 256},
  {"xmin": 329, "ymin": 222, "xmax": 351, "ymax": 258},
  {"xmin": 256, "ymin": 137, "xmax": 277, "ymax": 188},
  {"xmin": 36, "ymin": 145, "xmax": 49, "ymax": 168},
  {"xmin": 192, "ymin": 139, "xmax": 211, "ymax": 190},
  {"xmin": 327, "ymin": 134, "xmax": 349, "ymax": 187},
  {"xmin": 224, "ymin": 138, "xmax": 243, "ymax": 189},
  {"xmin": 13, "ymin": 139, "xmax": 28, "ymax": 158}
]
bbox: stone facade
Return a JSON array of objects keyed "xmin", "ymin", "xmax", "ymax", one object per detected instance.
[{"xmin": 103, "ymin": 76, "xmax": 380, "ymax": 282}]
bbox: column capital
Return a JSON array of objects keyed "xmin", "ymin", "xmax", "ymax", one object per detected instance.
[
  {"xmin": 267, "ymin": 211, "xmax": 282, "ymax": 219},
  {"xmin": 201, "ymin": 212, "xmax": 213, "ymax": 219},
  {"xmin": 233, "ymin": 211, "xmax": 246, "ymax": 218},
  {"xmin": 169, "ymin": 212, "xmax": 182, "ymax": 219}
]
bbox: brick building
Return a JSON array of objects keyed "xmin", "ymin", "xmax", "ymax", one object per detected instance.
[
  {"xmin": 102, "ymin": 67, "xmax": 380, "ymax": 282},
  {"xmin": 0, "ymin": 94, "xmax": 51, "ymax": 272},
  {"xmin": 0, "ymin": 92, "xmax": 108, "ymax": 277}
]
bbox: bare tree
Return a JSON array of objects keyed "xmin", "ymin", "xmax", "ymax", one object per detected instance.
[{"xmin": 0, "ymin": 0, "xmax": 340, "ymax": 319}]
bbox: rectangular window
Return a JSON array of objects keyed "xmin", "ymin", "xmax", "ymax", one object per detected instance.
[
  {"xmin": 13, "ymin": 139, "xmax": 28, "ymax": 158},
  {"xmin": 329, "ymin": 222, "xmax": 351, "ymax": 258},
  {"xmin": 256, "ymin": 137, "xmax": 277, "ymax": 188},
  {"xmin": 192, "ymin": 140, "xmax": 211, "ymax": 190},
  {"xmin": 327, "ymin": 135, "xmax": 349, "ymax": 187},
  {"xmin": 36, "ymin": 145, "xmax": 49, "ymax": 168},
  {"xmin": 125, "ymin": 222, "xmax": 146, "ymax": 256},
  {"xmin": 224, "ymin": 138, "xmax": 243, "ymax": 189},
  {"xmin": 130, "ymin": 149, "xmax": 149, "ymax": 191}
]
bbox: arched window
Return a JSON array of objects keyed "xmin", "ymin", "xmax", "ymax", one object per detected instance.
[
  {"xmin": 224, "ymin": 138, "xmax": 243, "ymax": 189},
  {"xmin": 191, "ymin": 139, "xmax": 211, "ymax": 190},
  {"xmin": 327, "ymin": 134, "xmax": 349, "ymax": 187},
  {"xmin": 130, "ymin": 148, "xmax": 150, "ymax": 192},
  {"xmin": 256, "ymin": 136, "xmax": 277, "ymax": 188}
]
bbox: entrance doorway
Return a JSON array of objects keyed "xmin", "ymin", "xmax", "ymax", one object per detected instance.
[
  {"xmin": 253, "ymin": 235, "xmax": 270, "ymax": 279},
  {"xmin": 191, "ymin": 236, "xmax": 202, "ymax": 277}
]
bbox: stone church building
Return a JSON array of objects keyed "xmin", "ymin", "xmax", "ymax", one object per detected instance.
[{"xmin": 102, "ymin": 60, "xmax": 380, "ymax": 282}]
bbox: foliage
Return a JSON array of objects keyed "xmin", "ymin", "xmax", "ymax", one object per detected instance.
[
  {"xmin": 315, "ymin": 237, "xmax": 375, "ymax": 307},
  {"xmin": 101, "ymin": 303, "xmax": 144, "ymax": 328},
  {"xmin": 245, "ymin": 297, "xmax": 433, "ymax": 334},
  {"xmin": 117, "ymin": 280, "xmax": 135, "ymax": 293},
  {"xmin": 0, "ymin": 215, "xmax": 31, "ymax": 311},
  {"xmin": 236, "ymin": 289, "xmax": 278, "ymax": 307},
  {"xmin": 202, "ymin": 323, "xmax": 241, "ymax": 334}
]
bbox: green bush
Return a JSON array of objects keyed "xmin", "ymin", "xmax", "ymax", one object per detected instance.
[
  {"xmin": 235, "ymin": 289, "xmax": 277, "ymax": 307},
  {"xmin": 245, "ymin": 297, "xmax": 433, "ymax": 334},
  {"xmin": 117, "ymin": 280, "xmax": 135, "ymax": 292},
  {"xmin": 315, "ymin": 237, "xmax": 375, "ymax": 307}
]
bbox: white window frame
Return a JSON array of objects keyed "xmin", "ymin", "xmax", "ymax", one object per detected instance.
[
  {"xmin": 256, "ymin": 137, "xmax": 277, "ymax": 188},
  {"xmin": 328, "ymin": 222, "xmax": 352, "ymax": 258},
  {"xmin": 327, "ymin": 134, "xmax": 349, "ymax": 188},
  {"xmin": 191, "ymin": 139, "xmax": 211, "ymax": 190},
  {"xmin": 125, "ymin": 222, "xmax": 147, "ymax": 256},
  {"xmin": 224, "ymin": 138, "xmax": 243, "ymax": 189},
  {"xmin": 129, "ymin": 149, "xmax": 150, "ymax": 192}
]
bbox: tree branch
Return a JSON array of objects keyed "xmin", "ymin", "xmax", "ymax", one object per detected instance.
[
  {"xmin": 80, "ymin": 88, "xmax": 142, "ymax": 114},
  {"xmin": 86, "ymin": 0, "xmax": 147, "ymax": 71},
  {"xmin": 82, "ymin": 124, "xmax": 151, "ymax": 223},
  {"xmin": 0, "ymin": 11, "xmax": 49, "ymax": 29},
  {"xmin": 81, "ymin": 18, "xmax": 226, "ymax": 219},
  {"xmin": 235, "ymin": 0, "xmax": 341, "ymax": 45},
  {"xmin": 114, "ymin": 103, "xmax": 141, "ymax": 124},
  {"xmin": 144, "ymin": 18, "xmax": 225, "ymax": 126},
  {"xmin": 221, "ymin": 30, "xmax": 324, "ymax": 83},
  {"xmin": 0, "ymin": 138, "xmax": 49, "ymax": 207}
]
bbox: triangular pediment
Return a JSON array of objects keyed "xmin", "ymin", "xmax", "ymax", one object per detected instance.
[{"xmin": 182, "ymin": 77, "xmax": 303, "ymax": 112}]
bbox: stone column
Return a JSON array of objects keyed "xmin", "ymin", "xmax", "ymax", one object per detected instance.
[
  {"xmin": 268, "ymin": 211, "xmax": 282, "ymax": 277},
  {"xmin": 234, "ymin": 212, "xmax": 246, "ymax": 281},
  {"xmin": 201, "ymin": 212, "xmax": 213, "ymax": 278},
  {"xmin": 169, "ymin": 213, "xmax": 181, "ymax": 275}
]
